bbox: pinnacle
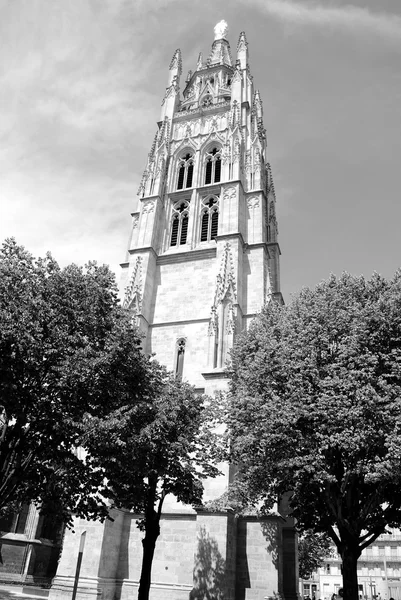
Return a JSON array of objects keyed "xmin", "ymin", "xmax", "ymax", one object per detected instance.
[
  {"xmin": 254, "ymin": 89, "xmax": 263, "ymax": 105},
  {"xmin": 196, "ymin": 52, "xmax": 203, "ymax": 70},
  {"xmin": 169, "ymin": 49, "xmax": 182, "ymax": 75},
  {"xmin": 237, "ymin": 31, "xmax": 248, "ymax": 51}
]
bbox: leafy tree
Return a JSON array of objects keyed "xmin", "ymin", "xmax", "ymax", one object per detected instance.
[
  {"xmin": 298, "ymin": 530, "xmax": 334, "ymax": 580},
  {"xmin": 228, "ymin": 272, "xmax": 401, "ymax": 600},
  {"xmin": 82, "ymin": 375, "xmax": 223, "ymax": 600},
  {"xmin": 0, "ymin": 238, "xmax": 152, "ymax": 525}
]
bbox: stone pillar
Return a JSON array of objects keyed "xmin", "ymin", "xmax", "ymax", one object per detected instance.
[{"xmin": 49, "ymin": 509, "xmax": 126, "ymax": 600}]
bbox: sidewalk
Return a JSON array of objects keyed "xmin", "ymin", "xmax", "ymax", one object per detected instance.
[{"xmin": 0, "ymin": 586, "xmax": 49, "ymax": 600}]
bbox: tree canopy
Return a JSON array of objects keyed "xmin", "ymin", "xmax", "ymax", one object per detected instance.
[
  {"xmin": 82, "ymin": 375, "xmax": 223, "ymax": 600},
  {"xmin": 228, "ymin": 272, "xmax": 401, "ymax": 600},
  {"xmin": 0, "ymin": 239, "xmax": 152, "ymax": 525}
]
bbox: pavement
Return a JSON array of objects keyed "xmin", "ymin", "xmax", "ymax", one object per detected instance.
[{"xmin": 0, "ymin": 586, "xmax": 49, "ymax": 600}]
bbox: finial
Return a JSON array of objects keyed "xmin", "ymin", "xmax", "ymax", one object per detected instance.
[
  {"xmin": 237, "ymin": 31, "xmax": 248, "ymax": 51},
  {"xmin": 214, "ymin": 20, "xmax": 228, "ymax": 41}
]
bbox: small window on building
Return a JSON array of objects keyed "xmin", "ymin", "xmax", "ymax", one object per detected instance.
[
  {"xmin": 175, "ymin": 338, "xmax": 186, "ymax": 380},
  {"xmin": 177, "ymin": 153, "xmax": 194, "ymax": 190},
  {"xmin": 200, "ymin": 197, "xmax": 219, "ymax": 242},
  {"xmin": 204, "ymin": 147, "xmax": 222, "ymax": 185},
  {"xmin": 170, "ymin": 201, "xmax": 190, "ymax": 247},
  {"xmin": 0, "ymin": 504, "xmax": 29, "ymax": 535}
]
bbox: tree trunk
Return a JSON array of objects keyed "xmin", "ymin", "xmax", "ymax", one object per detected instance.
[
  {"xmin": 341, "ymin": 544, "xmax": 360, "ymax": 600},
  {"xmin": 137, "ymin": 514, "xmax": 160, "ymax": 600}
]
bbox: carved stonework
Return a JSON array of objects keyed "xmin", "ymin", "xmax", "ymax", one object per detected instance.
[
  {"xmin": 268, "ymin": 201, "xmax": 279, "ymax": 236},
  {"xmin": 169, "ymin": 49, "xmax": 182, "ymax": 75},
  {"xmin": 222, "ymin": 144, "xmax": 230, "ymax": 165},
  {"xmin": 142, "ymin": 199, "xmax": 155, "ymax": 214},
  {"xmin": 132, "ymin": 215, "xmax": 139, "ymax": 229},
  {"xmin": 210, "ymin": 116, "xmax": 218, "ymax": 132},
  {"xmin": 123, "ymin": 256, "xmax": 143, "ymax": 312},
  {"xmin": 223, "ymin": 187, "xmax": 236, "ymax": 202},
  {"xmin": 245, "ymin": 151, "xmax": 252, "ymax": 173},
  {"xmin": 237, "ymin": 31, "xmax": 248, "ymax": 52},
  {"xmin": 208, "ymin": 243, "xmax": 237, "ymax": 338},
  {"xmin": 215, "ymin": 242, "xmax": 237, "ymax": 304},
  {"xmin": 208, "ymin": 305, "xmax": 218, "ymax": 336},
  {"xmin": 247, "ymin": 196, "xmax": 259, "ymax": 209},
  {"xmin": 226, "ymin": 303, "xmax": 236, "ymax": 334},
  {"xmin": 233, "ymin": 141, "xmax": 240, "ymax": 163}
]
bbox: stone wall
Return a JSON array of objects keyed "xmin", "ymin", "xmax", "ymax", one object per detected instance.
[{"xmin": 50, "ymin": 509, "xmax": 289, "ymax": 600}]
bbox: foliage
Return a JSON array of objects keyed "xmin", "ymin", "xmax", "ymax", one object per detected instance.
[
  {"xmin": 0, "ymin": 239, "xmax": 152, "ymax": 526},
  {"xmin": 82, "ymin": 374, "xmax": 223, "ymax": 600},
  {"xmin": 298, "ymin": 530, "xmax": 335, "ymax": 580},
  {"xmin": 228, "ymin": 272, "xmax": 401, "ymax": 600}
]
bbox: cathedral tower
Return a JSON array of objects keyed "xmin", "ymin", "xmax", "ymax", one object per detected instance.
[
  {"xmin": 120, "ymin": 20, "xmax": 281, "ymax": 402},
  {"xmin": 50, "ymin": 23, "xmax": 298, "ymax": 600}
]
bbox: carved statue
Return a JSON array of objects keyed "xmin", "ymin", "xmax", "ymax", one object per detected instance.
[{"xmin": 214, "ymin": 20, "xmax": 228, "ymax": 41}]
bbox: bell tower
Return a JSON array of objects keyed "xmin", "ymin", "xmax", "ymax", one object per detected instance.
[
  {"xmin": 50, "ymin": 23, "xmax": 298, "ymax": 600},
  {"xmin": 120, "ymin": 20, "xmax": 282, "ymax": 399}
]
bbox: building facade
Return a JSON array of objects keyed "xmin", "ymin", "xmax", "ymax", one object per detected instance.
[
  {"xmin": 301, "ymin": 532, "xmax": 401, "ymax": 600},
  {"xmin": 49, "ymin": 21, "xmax": 297, "ymax": 600}
]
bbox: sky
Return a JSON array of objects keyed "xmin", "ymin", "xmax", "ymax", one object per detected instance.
[{"xmin": 1, "ymin": 0, "xmax": 401, "ymax": 302}]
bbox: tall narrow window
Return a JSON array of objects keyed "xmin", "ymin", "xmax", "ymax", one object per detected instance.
[
  {"xmin": 170, "ymin": 215, "xmax": 179, "ymax": 246},
  {"xmin": 170, "ymin": 201, "xmax": 190, "ymax": 247},
  {"xmin": 200, "ymin": 197, "xmax": 219, "ymax": 242},
  {"xmin": 204, "ymin": 147, "xmax": 222, "ymax": 185},
  {"xmin": 177, "ymin": 153, "xmax": 194, "ymax": 190},
  {"xmin": 175, "ymin": 338, "xmax": 186, "ymax": 380},
  {"xmin": 180, "ymin": 214, "xmax": 188, "ymax": 244}
]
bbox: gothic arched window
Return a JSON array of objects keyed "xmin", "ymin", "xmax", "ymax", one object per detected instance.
[
  {"xmin": 204, "ymin": 147, "xmax": 222, "ymax": 185},
  {"xmin": 177, "ymin": 153, "xmax": 194, "ymax": 190},
  {"xmin": 200, "ymin": 197, "xmax": 219, "ymax": 242},
  {"xmin": 170, "ymin": 201, "xmax": 190, "ymax": 247}
]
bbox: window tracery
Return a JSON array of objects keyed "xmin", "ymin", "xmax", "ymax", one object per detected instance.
[
  {"xmin": 200, "ymin": 196, "xmax": 219, "ymax": 242},
  {"xmin": 204, "ymin": 147, "xmax": 222, "ymax": 185},
  {"xmin": 177, "ymin": 152, "xmax": 194, "ymax": 190},
  {"xmin": 201, "ymin": 95, "xmax": 213, "ymax": 108},
  {"xmin": 170, "ymin": 200, "xmax": 190, "ymax": 247}
]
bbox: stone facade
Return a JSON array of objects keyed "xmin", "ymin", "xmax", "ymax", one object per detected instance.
[{"xmin": 49, "ymin": 21, "xmax": 297, "ymax": 600}]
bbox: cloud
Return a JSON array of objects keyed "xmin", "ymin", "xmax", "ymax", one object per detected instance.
[{"xmin": 251, "ymin": 0, "xmax": 401, "ymax": 42}]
